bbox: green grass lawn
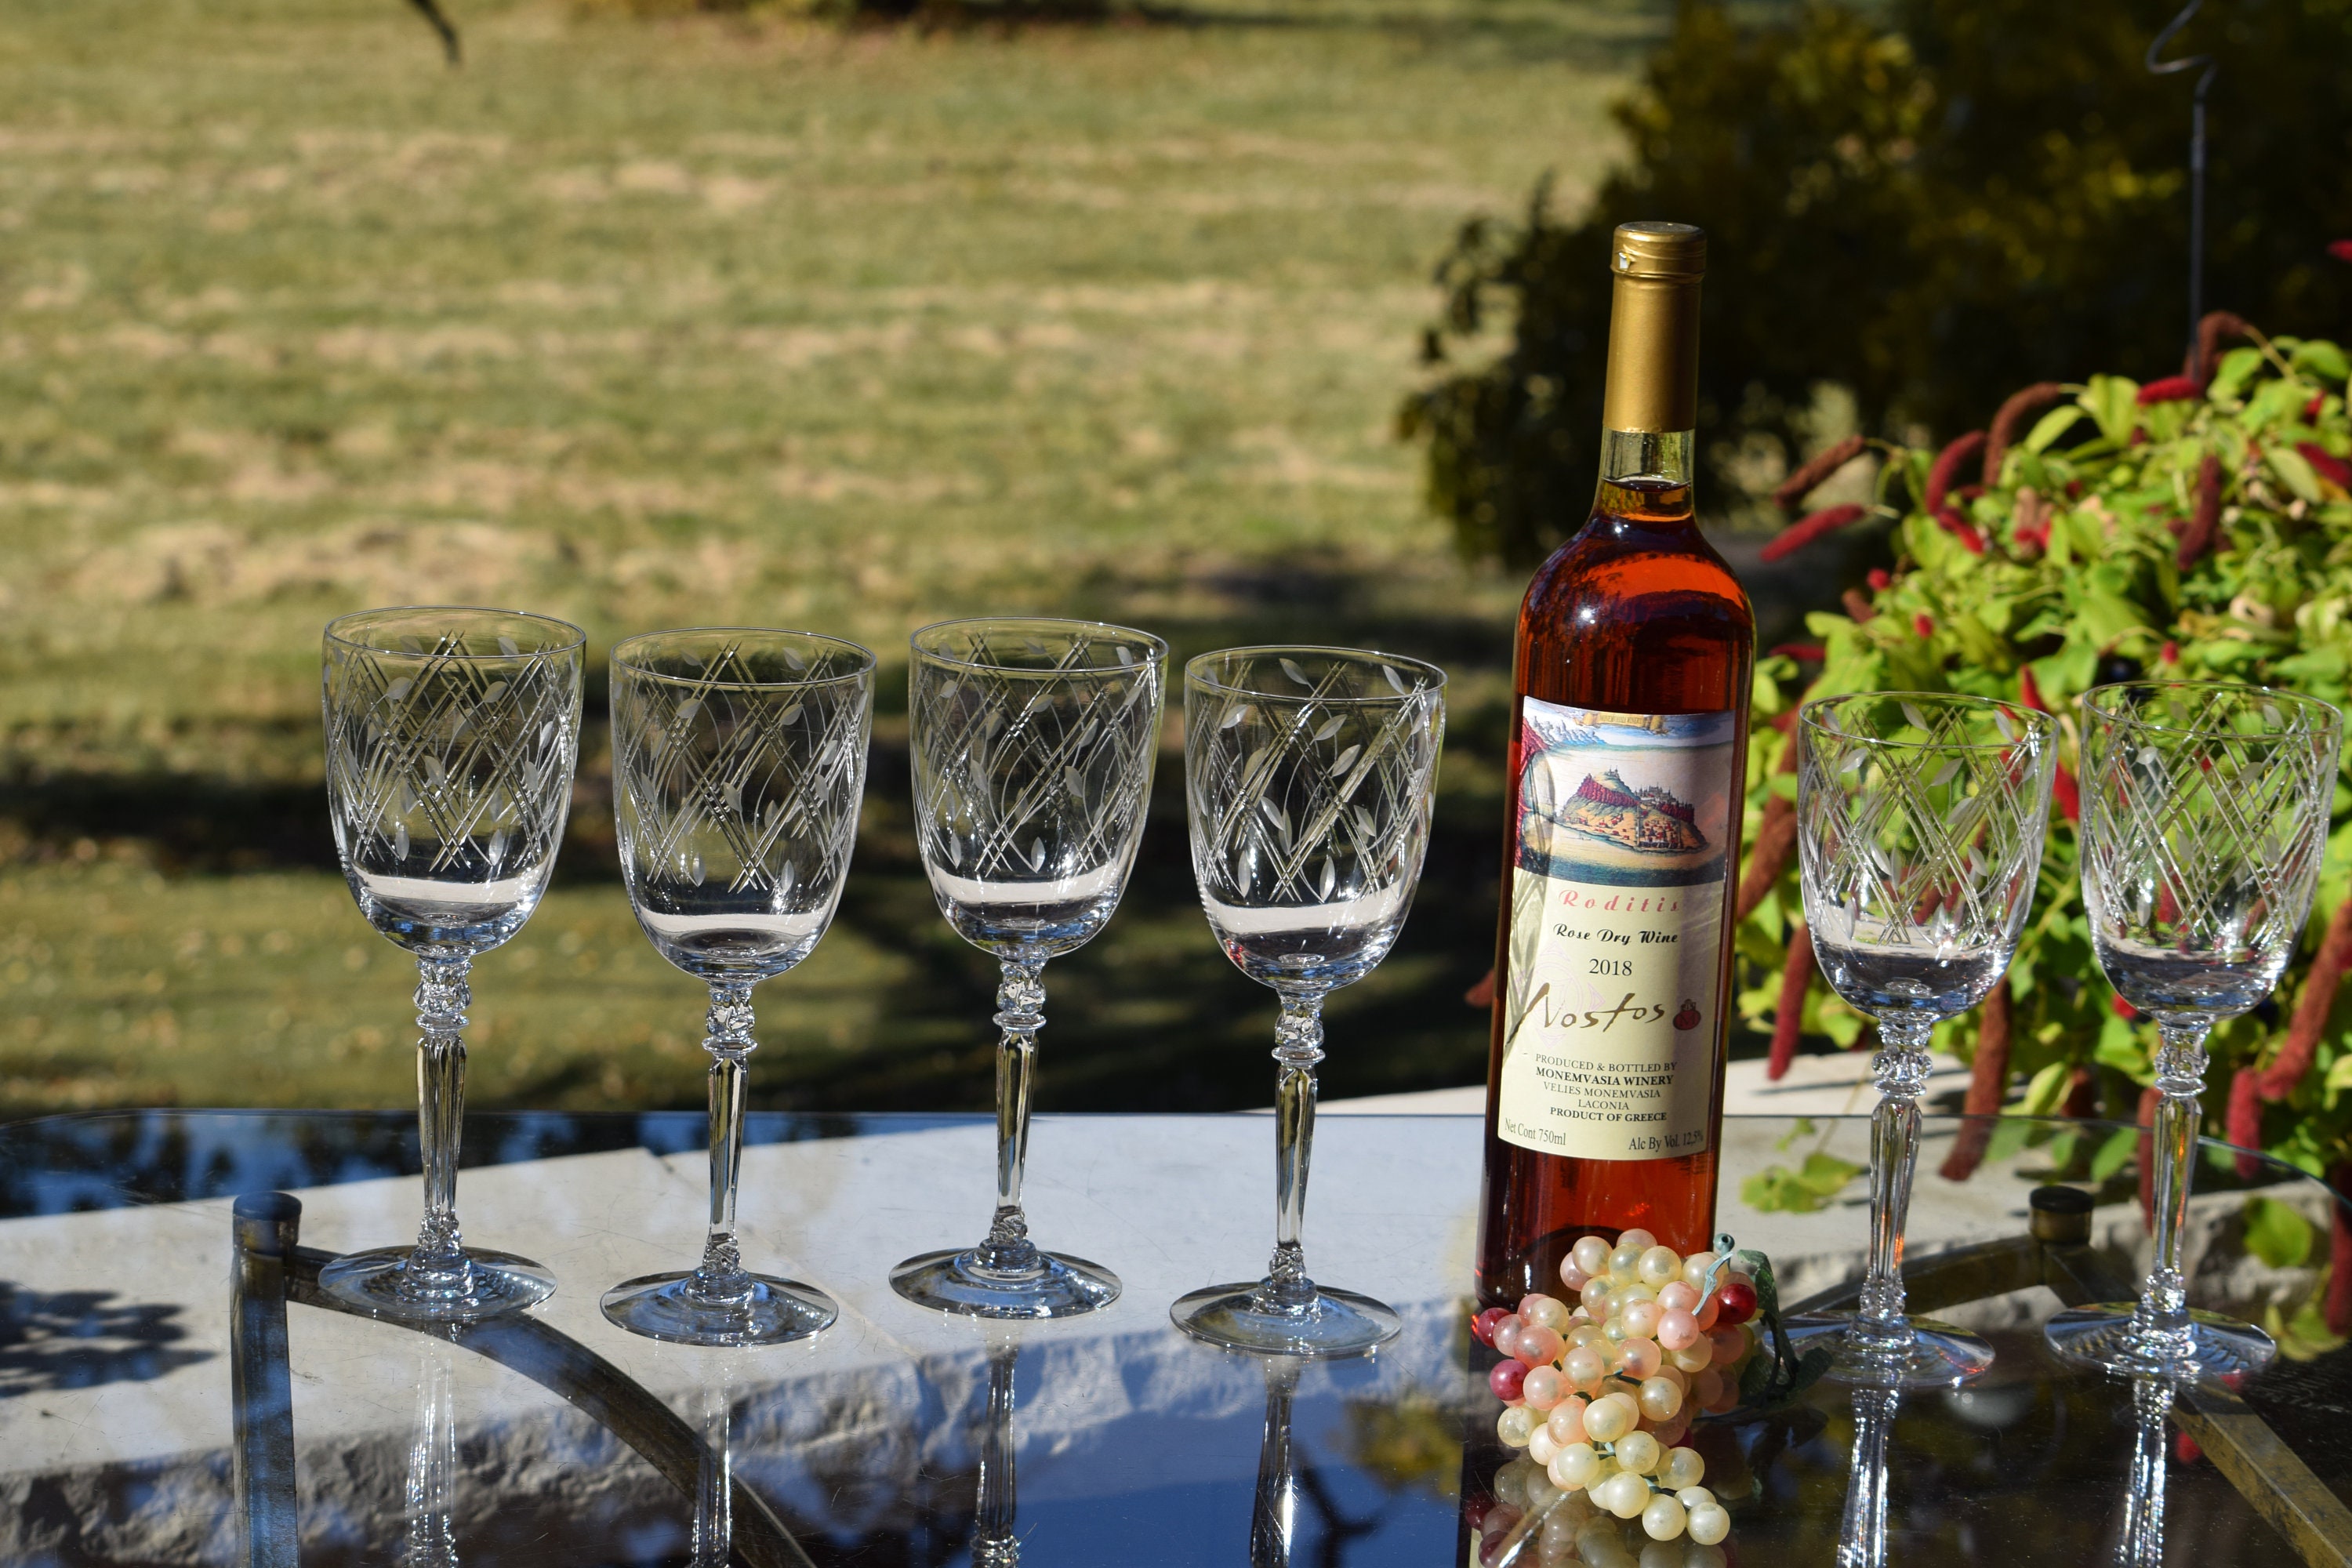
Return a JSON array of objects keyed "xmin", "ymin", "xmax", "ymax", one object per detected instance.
[{"xmin": 0, "ymin": 0, "xmax": 1662, "ymax": 1116}]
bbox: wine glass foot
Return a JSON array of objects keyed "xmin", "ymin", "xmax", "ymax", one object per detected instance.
[
  {"xmin": 890, "ymin": 1246, "xmax": 1120, "ymax": 1320},
  {"xmin": 318, "ymin": 1245, "xmax": 556, "ymax": 1324},
  {"xmin": 1783, "ymin": 1311, "xmax": 1994, "ymax": 1389},
  {"xmin": 601, "ymin": 1271, "xmax": 838, "ymax": 1347},
  {"xmin": 1171, "ymin": 1281, "xmax": 1400, "ymax": 1359},
  {"xmin": 2043, "ymin": 1304, "xmax": 2276, "ymax": 1381}
]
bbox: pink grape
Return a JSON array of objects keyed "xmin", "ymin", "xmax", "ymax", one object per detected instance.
[
  {"xmin": 1522, "ymin": 1366, "xmax": 1566, "ymax": 1411},
  {"xmin": 1657, "ymin": 1308, "xmax": 1701, "ymax": 1352},
  {"xmin": 1563, "ymin": 1346, "xmax": 1608, "ymax": 1391},
  {"xmin": 1545, "ymin": 1396, "xmax": 1588, "ymax": 1446},
  {"xmin": 1515, "ymin": 1324, "xmax": 1565, "ymax": 1367},
  {"xmin": 1706, "ymin": 1323, "xmax": 1749, "ymax": 1367},
  {"xmin": 1657, "ymin": 1281, "xmax": 1700, "ymax": 1313},
  {"xmin": 1559, "ymin": 1260, "xmax": 1591, "ymax": 1291},
  {"xmin": 1617, "ymin": 1337, "xmax": 1663, "ymax": 1379},
  {"xmin": 1493, "ymin": 1315, "xmax": 1525, "ymax": 1358}
]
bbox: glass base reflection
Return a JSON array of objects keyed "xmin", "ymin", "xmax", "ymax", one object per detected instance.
[
  {"xmin": 1783, "ymin": 1311, "xmax": 1994, "ymax": 1390},
  {"xmin": 891, "ymin": 1246, "xmax": 1120, "ymax": 1320},
  {"xmin": 1171, "ymin": 1280, "xmax": 1399, "ymax": 1359},
  {"xmin": 601, "ymin": 1271, "xmax": 837, "ymax": 1347},
  {"xmin": 318, "ymin": 1244, "xmax": 557, "ymax": 1324},
  {"xmin": 2042, "ymin": 1302, "xmax": 2276, "ymax": 1381}
]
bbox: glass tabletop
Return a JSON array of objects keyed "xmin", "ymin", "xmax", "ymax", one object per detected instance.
[{"xmin": 0, "ymin": 1108, "xmax": 2346, "ymax": 1566}]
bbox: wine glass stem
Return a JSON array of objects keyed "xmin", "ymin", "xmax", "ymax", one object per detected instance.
[
  {"xmin": 693, "ymin": 1368, "xmax": 733, "ymax": 1568},
  {"xmin": 1857, "ymin": 1015, "xmax": 1934, "ymax": 1348},
  {"xmin": 2139, "ymin": 1018, "xmax": 2210, "ymax": 1351},
  {"xmin": 2123, "ymin": 1375, "xmax": 2173, "ymax": 1566},
  {"xmin": 695, "ymin": 983, "xmax": 757, "ymax": 1301},
  {"xmin": 974, "ymin": 1338, "xmax": 1020, "ymax": 1566},
  {"xmin": 411, "ymin": 956, "xmax": 473, "ymax": 1279},
  {"xmin": 982, "ymin": 957, "xmax": 1046, "ymax": 1272},
  {"xmin": 1251, "ymin": 1359, "xmax": 1302, "ymax": 1568},
  {"xmin": 1835, "ymin": 1382, "xmax": 1899, "ymax": 1568},
  {"xmin": 1262, "ymin": 990, "xmax": 1326, "ymax": 1308}
]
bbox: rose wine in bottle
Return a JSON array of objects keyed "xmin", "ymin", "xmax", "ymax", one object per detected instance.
[{"xmin": 1473, "ymin": 222, "xmax": 1755, "ymax": 1307}]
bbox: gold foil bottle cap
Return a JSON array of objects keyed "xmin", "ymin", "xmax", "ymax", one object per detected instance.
[
  {"xmin": 1612, "ymin": 221, "xmax": 1706, "ymax": 280},
  {"xmin": 1602, "ymin": 221, "xmax": 1705, "ymax": 433}
]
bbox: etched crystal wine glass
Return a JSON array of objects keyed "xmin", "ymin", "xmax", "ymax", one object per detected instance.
[
  {"xmin": 2045, "ymin": 681, "xmax": 2341, "ymax": 1380},
  {"xmin": 601, "ymin": 630, "xmax": 875, "ymax": 1345},
  {"xmin": 1784, "ymin": 691, "xmax": 2056, "ymax": 1387},
  {"xmin": 891, "ymin": 617, "xmax": 1167, "ymax": 1319},
  {"xmin": 1171, "ymin": 647, "xmax": 1445, "ymax": 1357},
  {"xmin": 320, "ymin": 606, "xmax": 584, "ymax": 1321}
]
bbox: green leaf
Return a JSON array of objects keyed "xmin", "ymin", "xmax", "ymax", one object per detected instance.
[
  {"xmin": 1986, "ymin": 1116, "xmax": 2034, "ymax": 1165},
  {"xmin": 2044, "ymin": 1128, "xmax": 2079, "ymax": 1172},
  {"xmin": 2242, "ymin": 1195, "xmax": 2314, "ymax": 1269},
  {"xmin": 2024, "ymin": 403, "xmax": 2088, "ymax": 454},
  {"xmin": 1775, "ymin": 1116, "xmax": 1818, "ymax": 1152},
  {"xmin": 2017, "ymin": 1058, "xmax": 2071, "ymax": 1116},
  {"xmin": 2272, "ymin": 445, "xmax": 2324, "ymax": 506},
  {"xmin": 2082, "ymin": 376, "xmax": 2140, "ymax": 446},
  {"xmin": 2290, "ymin": 339, "xmax": 2350, "ymax": 386},
  {"xmin": 2209, "ymin": 347, "xmax": 2265, "ymax": 404},
  {"xmin": 2089, "ymin": 1126, "xmax": 2139, "ymax": 1181},
  {"xmin": 1740, "ymin": 1152, "xmax": 1864, "ymax": 1214}
]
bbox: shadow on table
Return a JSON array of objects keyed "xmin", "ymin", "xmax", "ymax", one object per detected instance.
[{"xmin": 0, "ymin": 1282, "xmax": 209, "ymax": 1398}]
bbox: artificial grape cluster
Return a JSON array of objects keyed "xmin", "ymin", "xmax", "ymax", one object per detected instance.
[{"xmin": 1472, "ymin": 1229, "xmax": 1760, "ymax": 1549}]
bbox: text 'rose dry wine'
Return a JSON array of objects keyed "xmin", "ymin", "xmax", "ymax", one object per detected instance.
[{"xmin": 1474, "ymin": 221, "xmax": 1755, "ymax": 1306}]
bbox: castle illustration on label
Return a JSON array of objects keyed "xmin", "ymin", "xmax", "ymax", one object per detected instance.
[{"xmin": 1515, "ymin": 701, "xmax": 1733, "ymax": 889}]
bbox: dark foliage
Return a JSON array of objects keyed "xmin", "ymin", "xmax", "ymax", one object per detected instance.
[{"xmin": 1402, "ymin": 0, "xmax": 2352, "ymax": 568}]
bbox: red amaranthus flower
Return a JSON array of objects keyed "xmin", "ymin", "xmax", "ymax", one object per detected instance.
[{"xmin": 2138, "ymin": 375, "xmax": 2202, "ymax": 405}]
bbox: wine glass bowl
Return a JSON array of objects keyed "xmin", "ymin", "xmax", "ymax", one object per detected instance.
[
  {"xmin": 892, "ymin": 617, "xmax": 1167, "ymax": 1320},
  {"xmin": 1172, "ymin": 646, "xmax": 1445, "ymax": 1358},
  {"xmin": 318, "ymin": 606, "xmax": 585, "ymax": 1322},
  {"xmin": 1787, "ymin": 691, "xmax": 2057, "ymax": 1387},
  {"xmin": 601, "ymin": 628, "xmax": 874, "ymax": 1347},
  {"xmin": 2046, "ymin": 681, "xmax": 2342, "ymax": 1381}
]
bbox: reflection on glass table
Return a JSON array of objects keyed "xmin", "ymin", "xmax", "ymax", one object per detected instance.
[{"xmin": 1, "ymin": 1109, "xmax": 2349, "ymax": 1566}]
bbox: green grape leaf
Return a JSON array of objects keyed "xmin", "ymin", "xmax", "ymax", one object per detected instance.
[{"xmin": 2242, "ymin": 1196, "xmax": 2314, "ymax": 1269}]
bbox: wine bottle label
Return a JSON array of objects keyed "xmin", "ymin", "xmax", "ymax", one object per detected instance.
[{"xmin": 1496, "ymin": 698, "xmax": 1734, "ymax": 1161}]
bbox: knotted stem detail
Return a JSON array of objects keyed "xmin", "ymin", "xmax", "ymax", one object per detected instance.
[
  {"xmin": 978, "ymin": 958, "xmax": 1047, "ymax": 1274},
  {"xmin": 1855, "ymin": 1016, "xmax": 1933, "ymax": 1343},
  {"xmin": 691, "ymin": 982, "xmax": 759, "ymax": 1305},
  {"xmin": 1259, "ymin": 990, "xmax": 1327, "ymax": 1308},
  {"xmin": 2132, "ymin": 1019, "xmax": 2210, "ymax": 1359},
  {"xmin": 408, "ymin": 957, "xmax": 474, "ymax": 1283}
]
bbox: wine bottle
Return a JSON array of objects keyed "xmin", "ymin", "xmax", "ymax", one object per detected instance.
[{"xmin": 1473, "ymin": 221, "xmax": 1755, "ymax": 1307}]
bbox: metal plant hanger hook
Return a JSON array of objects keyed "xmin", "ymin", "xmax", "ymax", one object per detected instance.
[{"xmin": 2146, "ymin": 0, "xmax": 2220, "ymax": 354}]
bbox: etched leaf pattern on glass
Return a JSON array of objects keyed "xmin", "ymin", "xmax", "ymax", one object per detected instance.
[
  {"xmin": 1800, "ymin": 697, "xmax": 2053, "ymax": 975},
  {"xmin": 1188, "ymin": 655, "xmax": 1442, "ymax": 984},
  {"xmin": 2078, "ymin": 685, "xmax": 2336, "ymax": 989},
  {"xmin": 325, "ymin": 631, "xmax": 579, "ymax": 895},
  {"xmin": 614, "ymin": 640, "xmax": 870, "ymax": 931}
]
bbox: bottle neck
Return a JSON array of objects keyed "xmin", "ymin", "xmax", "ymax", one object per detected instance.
[{"xmin": 1594, "ymin": 427, "xmax": 1695, "ymax": 528}]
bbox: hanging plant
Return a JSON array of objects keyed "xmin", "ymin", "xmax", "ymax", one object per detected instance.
[{"xmin": 1741, "ymin": 312, "xmax": 2352, "ymax": 1330}]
